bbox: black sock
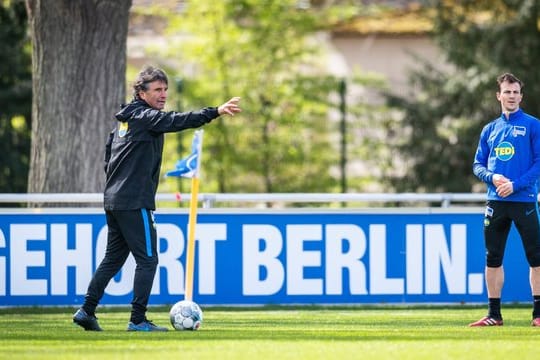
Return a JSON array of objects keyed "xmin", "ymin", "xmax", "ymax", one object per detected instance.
[
  {"xmin": 488, "ymin": 298, "xmax": 502, "ymax": 320},
  {"xmin": 533, "ymin": 296, "xmax": 540, "ymax": 319}
]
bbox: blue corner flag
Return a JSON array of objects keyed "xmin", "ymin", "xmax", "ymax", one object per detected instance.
[{"xmin": 166, "ymin": 130, "xmax": 203, "ymax": 178}]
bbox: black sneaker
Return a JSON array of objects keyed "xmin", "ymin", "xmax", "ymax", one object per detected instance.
[
  {"xmin": 73, "ymin": 308, "xmax": 103, "ymax": 331},
  {"xmin": 127, "ymin": 319, "xmax": 168, "ymax": 332}
]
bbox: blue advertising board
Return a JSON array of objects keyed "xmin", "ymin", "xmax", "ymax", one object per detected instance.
[{"xmin": 0, "ymin": 209, "xmax": 531, "ymax": 306}]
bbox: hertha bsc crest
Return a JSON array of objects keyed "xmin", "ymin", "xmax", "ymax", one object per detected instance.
[{"xmin": 118, "ymin": 122, "xmax": 128, "ymax": 138}]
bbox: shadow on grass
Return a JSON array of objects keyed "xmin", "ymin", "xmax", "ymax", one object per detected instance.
[
  {"xmin": 1, "ymin": 305, "xmax": 535, "ymax": 343},
  {"xmin": 2, "ymin": 303, "xmax": 526, "ymax": 315}
]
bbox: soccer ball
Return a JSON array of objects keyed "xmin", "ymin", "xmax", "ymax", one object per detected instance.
[{"xmin": 169, "ymin": 300, "xmax": 203, "ymax": 331}]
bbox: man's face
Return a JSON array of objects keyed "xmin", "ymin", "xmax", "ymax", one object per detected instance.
[
  {"xmin": 139, "ymin": 80, "xmax": 168, "ymax": 110},
  {"xmin": 496, "ymin": 81, "xmax": 522, "ymax": 113}
]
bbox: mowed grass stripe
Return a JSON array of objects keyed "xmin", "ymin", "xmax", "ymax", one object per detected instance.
[{"xmin": 1, "ymin": 306, "xmax": 539, "ymax": 359}]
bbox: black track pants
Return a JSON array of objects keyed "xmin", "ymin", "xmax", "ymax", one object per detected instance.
[
  {"xmin": 484, "ymin": 201, "xmax": 540, "ymax": 268},
  {"xmin": 83, "ymin": 209, "xmax": 158, "ymax": 323}
]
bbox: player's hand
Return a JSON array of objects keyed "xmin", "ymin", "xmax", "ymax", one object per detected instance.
[
  {"xmin": 218, "ymin": 97, "xmax": 242, "ymax": 116},
  {"xmin": 496, "ymin": 181, "xmax": 514, "ymax": 198},
  {"xmin": 492, "ymin": 174, "xmax": 510, "ymax": 187}
]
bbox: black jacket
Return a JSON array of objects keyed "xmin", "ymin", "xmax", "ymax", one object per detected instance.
[{"xmin": 103, "ymin": 99, "xmax": 219, "ymax": 210}]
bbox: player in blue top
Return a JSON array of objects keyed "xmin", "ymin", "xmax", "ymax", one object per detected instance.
[{"xmin": 470, "ymin": 73, "xmax": 540, "ymax": 327}]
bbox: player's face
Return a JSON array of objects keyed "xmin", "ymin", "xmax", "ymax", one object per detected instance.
[
  {"xmin": 139, "ymin": 80, "xmax": 168, "ymax": 110},
  {"xmin": 496, "ymin": 81, "xmax": 522, "ymax": 114}
]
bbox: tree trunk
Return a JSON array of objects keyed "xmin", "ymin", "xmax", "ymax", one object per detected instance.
[{"xmin": 26, "ymin": 0, "xmax": 132, "ymax": 194}]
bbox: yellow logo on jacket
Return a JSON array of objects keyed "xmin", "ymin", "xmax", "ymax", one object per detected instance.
[
  {"xmin": 494, "ymin": 141, "xmax": 514, "ymax": 161},
  {"xmin": 118, "ymin": 122, "xmax": 128, "ymax": 138}
]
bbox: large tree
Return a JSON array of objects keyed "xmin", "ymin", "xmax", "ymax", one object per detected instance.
[
  {"xmin": 26, "ymin": 0, "xmax": 132, "ymax": 193},
  {"xmin": 385, "ymin": 0, "xmax": 540, "ymax": 193},
  {"xmin": 0, "ymin": 0, "xmax": 32, "ymax": 193}
]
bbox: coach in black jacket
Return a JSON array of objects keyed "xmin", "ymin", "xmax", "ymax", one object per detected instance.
[{"xmin": 73, "ymin": 65, "xmax": 241, "ymax": 332}]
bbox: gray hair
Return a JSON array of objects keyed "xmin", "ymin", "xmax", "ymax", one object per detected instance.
[{"xmin": 133, "ymin": 65, "xmax": 168, "ymax": 100}]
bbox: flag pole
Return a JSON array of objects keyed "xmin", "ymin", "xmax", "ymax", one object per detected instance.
[{"xmin": 184, "ymin": 130, "xmax": 203, "ymax": 301}]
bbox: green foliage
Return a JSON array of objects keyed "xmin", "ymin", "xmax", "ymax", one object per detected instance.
[
  {"xmin": 386, "ymin": 0, "xmax": 540, "ymax": 192},
  {"xmin": 0, "ymin": 0, "xmax": 31, "ymax": 193},
  {"xmin": 160, "ymin": 0, "xmax": 362, "ymax": 194}
]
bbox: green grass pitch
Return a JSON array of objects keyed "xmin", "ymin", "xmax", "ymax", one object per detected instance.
[{"xmin": 1, "ymin": 305, "xmax": 539, "ymax": 359}]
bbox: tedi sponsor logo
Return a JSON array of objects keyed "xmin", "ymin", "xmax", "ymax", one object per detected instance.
[{"xmin": 494, "ymin": 141, "xmax": 515, "ymax": 161}]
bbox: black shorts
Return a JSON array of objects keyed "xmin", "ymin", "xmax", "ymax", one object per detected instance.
[{"xmin": 484, "ymin": 200, "xmax": 540, "ymax": 267}]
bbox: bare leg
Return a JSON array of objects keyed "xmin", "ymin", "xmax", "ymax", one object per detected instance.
[
  {"xmin": 486, "ymin": 266, "xmax": 504, "ymax": 298},
  {"xmin": 469, "ymin": 266, "xmax": 505, "ymax": 325},
  {"xmin": 530, "ymin": 267, "xmax": 540, "ymax": 324},
  {"xmin": 530, "ymin": 266, "xmax": 540, "ymax": 296}
]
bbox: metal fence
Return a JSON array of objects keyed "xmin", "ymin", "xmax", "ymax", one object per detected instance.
[{"xmin": 0, "ymin": 192, "xmax": 488, "ymax": 208}]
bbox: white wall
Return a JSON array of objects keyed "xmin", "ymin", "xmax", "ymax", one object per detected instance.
[{"xmin": 330, "ymin": 34, "xmax": 447, "ymax": 97}]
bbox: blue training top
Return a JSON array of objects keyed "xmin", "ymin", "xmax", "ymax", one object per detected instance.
[{"xmin": 473, "ymin": 108, "xmax": 540, "ymax": 202}]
